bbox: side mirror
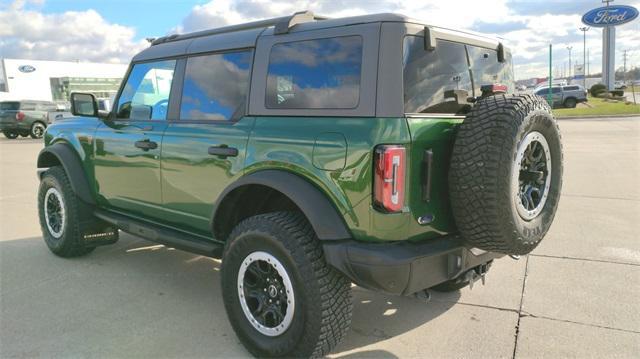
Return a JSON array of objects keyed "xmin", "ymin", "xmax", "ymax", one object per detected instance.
[{"xmin": 70, "ymin": 92, "xmax": 98, "ymax": 117}]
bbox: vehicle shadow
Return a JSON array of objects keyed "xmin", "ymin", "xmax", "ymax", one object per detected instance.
[{"xmin": 0, "ymin": 233, "xmax": 457, "ymax": 357}]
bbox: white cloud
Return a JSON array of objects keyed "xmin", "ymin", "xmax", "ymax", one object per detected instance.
[
  {"xmin": 0, "ymin": 1, "xmax": 147, "ymax": 64},
  {"xmin": 174, "ymin": 0, "xmax": 640, "ymax": 79},
  {"xmin": 2, "ymin": 0, "xmax": 638, "ymax": 80}
]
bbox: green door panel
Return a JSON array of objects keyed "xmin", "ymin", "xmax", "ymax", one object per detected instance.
[
  {"xmin": 93, "ymin": 121, "xmax": 167, "ymax": 220},
  {"xmin": 159, "ymin": 117, "xmax": 255, "ymax": 234}
]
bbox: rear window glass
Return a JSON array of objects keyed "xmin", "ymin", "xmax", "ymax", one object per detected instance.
[
  {"xmin": 266, "ymin": 36, "xmax": 362, "ymax": 109},
  {"xmin": 180, "ymin": 50, "xmax": 252, "ymax": 121},
  {"xmin": 467, "ymin": 46, "xmax": 514, "ymax": 95},
  {"xmin": 0, "ymin": 102, "xmax": 20, "ymax": 111},
  {"xmin": 403, "ymin": 37, "xmax": 472, "ymax": 114},
  {"xmin": 20, "ymin": 102, "xmax": 36, "ymax": 111}
]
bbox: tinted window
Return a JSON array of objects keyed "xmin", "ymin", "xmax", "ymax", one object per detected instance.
[
  {"xmin": 403, "ymin": 37, "xmax": 472, "ymax": 113},
  {"xmin": 21, "ymin": 102, "xmax": 36, "ymax": 111},
  {"xmin": 0, "ymin": 102, "xmax": 19, "ymax": 111},
  {"xmin": 536, "ymin": 87, "xmax": 561, "ymax": 95},
  {"xmin": 180, "ymin": 50, "xmax": 252, "ymax": 121},
  {"xmin": 467, "ymin": 46, "xmax": 514, "ymax": 95},
  {"xmin": 36, "ymin": 102, "xmax": 57, "ymax": 111},
  {"xmin": 117, "ymin": 60, "xmax": 176, "ymax": 120},
  {"xmin": 266, "ymin": 36, "xmax": 362, "ymax": 109},
  {"xmin": 563, "ymin": 86, "xmax": 579, "ymax": 91}
]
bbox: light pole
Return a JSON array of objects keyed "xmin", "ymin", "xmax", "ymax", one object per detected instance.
[
  {"xmin": 566, "ymin": 46, "xmax": 573, "ymax": 80},
  {"xmin": 579, "ymin": 27, "xmax": 589, "ymax": 89}
]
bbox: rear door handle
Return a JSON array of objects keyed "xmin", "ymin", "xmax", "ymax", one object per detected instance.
[
  {"xmin": 208, "ymin": 145, "xmax": 238, "ymax": 157},
  {"xmin": 134, "ymin": 139, "xmax": 158, "ymax": 151}
]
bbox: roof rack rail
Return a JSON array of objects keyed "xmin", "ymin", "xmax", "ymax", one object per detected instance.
[{"xmin": 151, "ymin": 10, "xmax": 327, "ymax": 46}]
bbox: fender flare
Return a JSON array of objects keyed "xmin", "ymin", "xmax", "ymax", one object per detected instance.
[
  {"xmin": 213, "ymin": 170, "xmax": 351, "ymax": 240},
  {"xmin": 37, "ymin": 143, "xmax": 95, "ymax": 205}
]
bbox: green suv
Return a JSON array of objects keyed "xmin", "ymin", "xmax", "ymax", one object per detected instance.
[
  {"xmin": 36, "ymin": 12, "xmax": 563, "ymax": 358},
  {"xmin": 1, "ymin": 100, "xmax": 55, "ymax": 139}
]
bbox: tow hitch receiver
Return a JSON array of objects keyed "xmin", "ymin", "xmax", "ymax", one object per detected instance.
[{"xmin": 466, "ymin": 262, "xmax": 491, "ymax": 290}]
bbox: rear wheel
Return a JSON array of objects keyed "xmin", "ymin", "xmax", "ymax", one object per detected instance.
[
  {"xmin": 449, "ymin": 94, "xmax": 563, "ymax": 255},
  {"xmin": 221, "ymin": 212, "xmax": 352, "ymax": 358},
  {"xmin": 3, "ymin": 131, "xmax": 18, "ymax": 139},
  {"xmin": 30, "ymin": 121, "xmax": 46, "ymax": 139}
]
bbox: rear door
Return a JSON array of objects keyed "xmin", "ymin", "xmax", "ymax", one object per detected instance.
[
  {"xmin": 93, "ymin": 59, "xmax": 177, "ymax": 220},
  {"xmin": 159, "ymin": 50, "xmax": 254, "ymax": 235}
]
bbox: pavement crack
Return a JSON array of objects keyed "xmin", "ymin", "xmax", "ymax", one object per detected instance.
[
  {"xmin": 451, "ymin": 302, "xmax": 520, "ymax": 314},
  {"xmin": 560, "ymin": 193, "xmax": 640, "ymax": 202},
  {"xmin": 529, "ymin": 253, "xmax": 640, "ymax": 267},
  {"xmin": 512, "ymin": 254, "xmax": 530, "ymax": 359},
  {"xmin": 519, "ymin": 313, "xmax": 640, "ymax": 334}
]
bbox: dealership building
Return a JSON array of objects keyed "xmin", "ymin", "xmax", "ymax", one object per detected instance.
[{"xmin": 0, "ymin": 58, "xmax": 128, "ymax": 103}]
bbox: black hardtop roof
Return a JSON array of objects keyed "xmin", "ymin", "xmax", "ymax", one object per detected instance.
[{"xmin": 132, "ymin": 11, "xmax": 502, "ymax": 62}]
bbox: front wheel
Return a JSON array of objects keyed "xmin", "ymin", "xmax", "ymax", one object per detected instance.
[
  {"xmin": 30, "ymin": 122, "xmax": 46, "ymax": 139},
  {"xmin": 221, "ymin": 212, "xmax": 352, "ymax": 358},
  {"xmin": 563, "ymin": 97, "xmax": 577, "ymax": 108},
  {"xmin": 38, "ymin": 167, "xmax": 118, "ymax": 257}
]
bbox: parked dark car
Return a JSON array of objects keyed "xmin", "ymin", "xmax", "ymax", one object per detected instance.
[{"xmin": 0, "ymin": 100, "xmax": 57, "ymax": 139}]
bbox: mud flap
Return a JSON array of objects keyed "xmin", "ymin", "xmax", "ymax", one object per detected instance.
[{"xmin": 81, "ymin": 221, "xmax": 119, "ymax": 247}]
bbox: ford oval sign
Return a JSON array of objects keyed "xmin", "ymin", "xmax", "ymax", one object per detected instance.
[
  {"xmin": 18, "ymin": 65, "xmax": 36, "ymax": 73},
  {"xmin": 582, "ymin": 5, "xmax": 639, "ymax": 27}
]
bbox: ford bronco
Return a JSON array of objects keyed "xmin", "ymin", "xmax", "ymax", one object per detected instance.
[{"xmin": 36, "ymin": 12, "xmax": 562, "ymax": 358}]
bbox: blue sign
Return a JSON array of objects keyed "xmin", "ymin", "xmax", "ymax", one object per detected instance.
[
  {"xmin": 18, "ymin": 65, "xmax": 36, "ymax": 73},
  {"xmin": 582, "ymin": 5, "xmax": 639, "ymax": 27}
]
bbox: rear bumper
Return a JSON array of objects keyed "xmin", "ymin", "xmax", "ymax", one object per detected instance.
[
  {"xmin": 323, "ymin": 236, "xmax": 503, "ymax": 296},
  {"xmin": 0, "ymin": 122, "xmax": 29, "ymax": 131}
]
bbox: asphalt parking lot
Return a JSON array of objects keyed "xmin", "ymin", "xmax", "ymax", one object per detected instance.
[{"xmin": 1, "ymin": 117, "xmax": 639, "ymax": 358}]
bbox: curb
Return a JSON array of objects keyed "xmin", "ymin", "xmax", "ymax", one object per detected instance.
[{"xmin": 555, "ymin": 114, "xmax": 640, "ymax": 119}]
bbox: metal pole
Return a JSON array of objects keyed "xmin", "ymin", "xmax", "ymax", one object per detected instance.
[
  {"xmin": 567, "ymin": 46, "xmax": 572, "ymax": 79},
  {"xmin": 548, "ymin": 44, "xmax": 553, "ymax": 106},
  {"xmin": 580, "ymin": 27, "xmax": 589, "ymax": 89}
]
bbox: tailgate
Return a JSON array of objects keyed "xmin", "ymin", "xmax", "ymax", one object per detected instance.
[
  {"xmin": 405, "ymin": 116, "xmax": 462, "ymax": 235},
  {"xmin": 0, "ymin": 111, "xmax": 17, "ymax": 125}
]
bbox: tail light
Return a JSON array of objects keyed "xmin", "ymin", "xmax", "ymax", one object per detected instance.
[
  {"xmin": 16, "ymin": 111, "xmax": 25, "ymax": 121},
  {"xmin": 480, "ymin": 83, "xmax": 508, "ymax": 96},
  {"xmin": 373, "ymin": 145, "xmax": 406, "ymax": 212}
]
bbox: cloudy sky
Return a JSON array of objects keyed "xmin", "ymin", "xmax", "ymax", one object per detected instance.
[{"xmin": 1, "ymin": 0, "xmax": 639, "ymax": 80}]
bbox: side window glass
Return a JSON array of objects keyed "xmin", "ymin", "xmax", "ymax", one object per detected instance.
[
  {"xmin": 552, "ymin": 87, "xmax": 562, "ymax": 93},
  {"xmin": 537, "ymin": 89, "xmax": 549, "ymax": 95},
  {"xmin": 266, "ymin": 36, "xmax": 363, "ymax": 109},
  {"xmin": 116, "ymin": 60, "xmax": 176, "ymax": 120},
  {"xmin": 403, "ymin": 37, "xmax": 472, "ymax": 113},
  {"xmin": 180, "ymin": 50, "xmax": 252, "ymax": 121}
]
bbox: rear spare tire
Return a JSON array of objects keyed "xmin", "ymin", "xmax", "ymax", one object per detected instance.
[{"xmin": 449, "ymin": 94, "xmax": 563, "ymax": 255}]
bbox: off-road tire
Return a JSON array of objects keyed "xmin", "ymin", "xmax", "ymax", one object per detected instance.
[
  {"xmin": 38, "ymin": 166, "xmax": 100, "ymax": 257},
  {"xmin": 221, "ymin": 211, "xmax": 352, "ymax": 358},
  {"xmin": 563, "ymin": 97, "xmax": 577, "ymax": 108},
  {"xmin": 3, "ymin": 131, "xmax": 18, "ymax": 139},
  {"xmin": 449, "ymin": 94, "xmax": 563, "ymax": 255},
  {"xmin": 30, "ymin": 121, "xmax": 46, "ymax": 139}
]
